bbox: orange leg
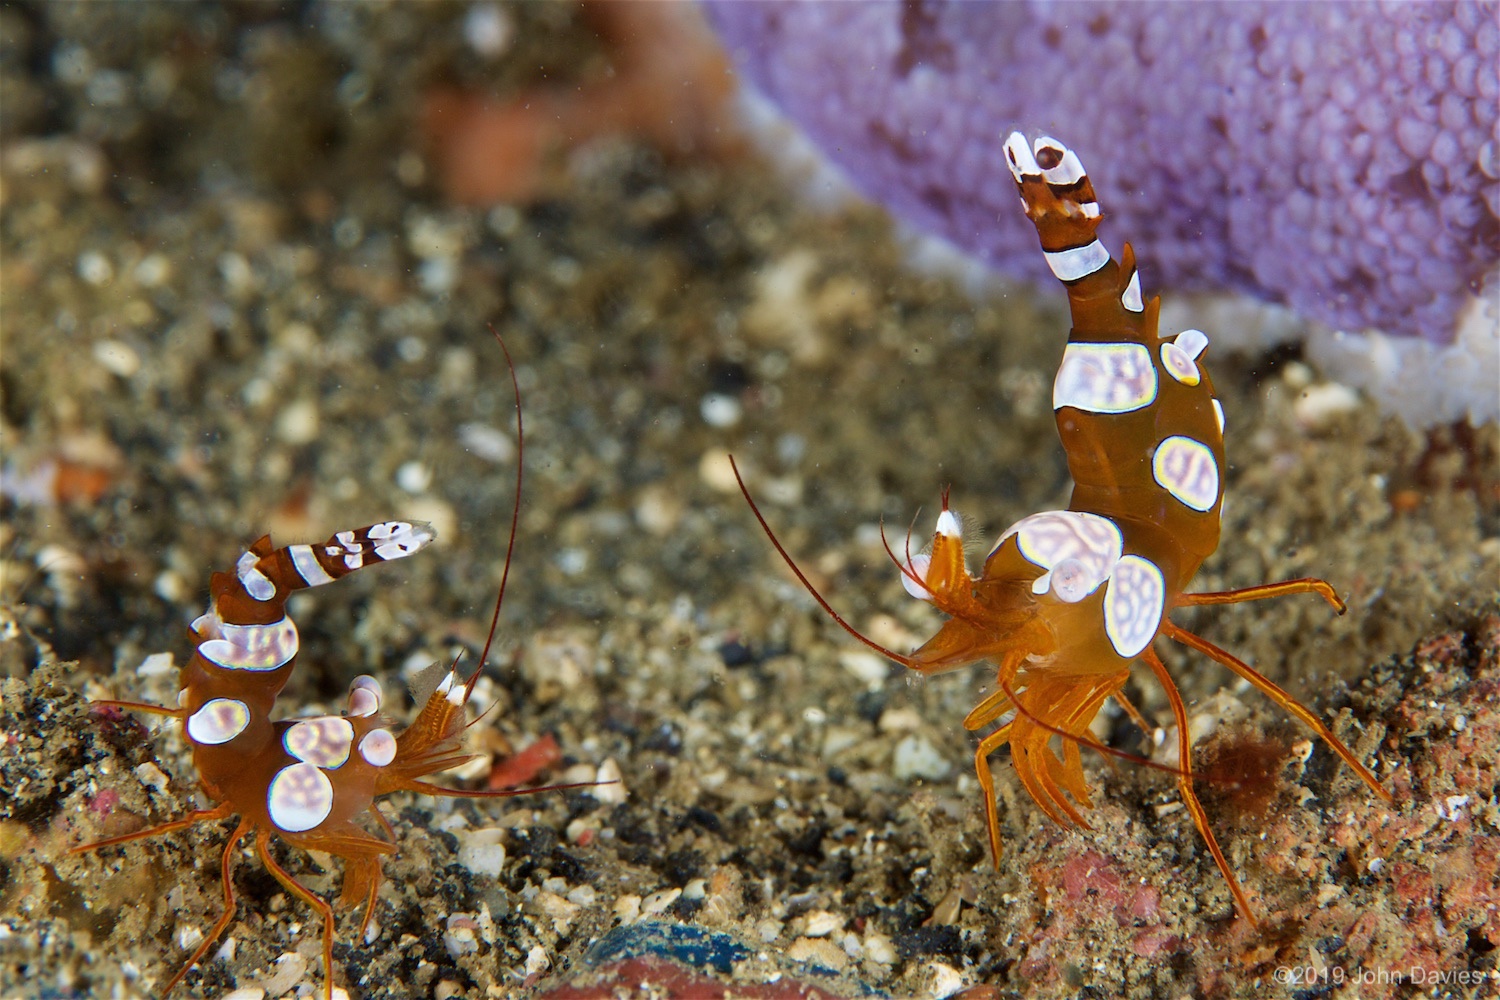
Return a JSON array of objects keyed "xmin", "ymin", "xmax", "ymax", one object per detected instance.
[
  {"xmin": 356, "ymin": 861, "xmax": 383, "ymax": 945},
  {"xmin": 256, "ymin": 829, "xmax": 339, "ymax": 1000},
  {"xmin": 369, "ymin": 803, "xmax": 397, "ymax": 843},
  {"xmin": 1161, "ymin": 620, "xmax": 1391, "ymax": 802},
  {"xmin": 1113, "ymin": 690, "xmax": 1155, "ymax": 739},
  {"xmin": 971, "ymin": 722, "xmax": 1015, "ymax": 868},
  {"xmin": 163, "ymin": 818, "xmax": 252, "ymax": 997},
  {"xmin": 1142, "ymin": 647, "xmax": 1257, "ymax": 925},
  {"xmin": 962, "ymin": 680, "xmax": 1020, "ymax": 867},
  {"xmin": 1178, "ymin": 577, "xmax": 1346, "ymax": 615},
  {"xmin": 70, "ymin": 801, "xmax": 233, "ymax": 854},
  {"xmin": 961, "ymin": 686, "xmax": 1013, "ymax": 732}
]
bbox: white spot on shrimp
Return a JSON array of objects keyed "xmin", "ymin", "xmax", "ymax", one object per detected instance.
[
  {"xmin": 359, "ymin": 729, "xmax": 397, "ymax": 768},
  {"xmin": 1152, "ymin": 435, "xmax": 1220, "ymax": 512},
  {"xmin": 1003, "ymin": 131, "xmax": 1041, "ymax": 180},
  {"xmin": 1053, "ymin": 342, "xmax": 1158, "ymax": 414},
  {"xmin": 1174, "ymin": 329, "xmax": 1209, "ymax": 360},
  {"xmin": 1121, "ymin": 271, "xmax": 1144, "ymax": 313},
  {"xmin": 1161, "ymin": 341, "xmax": 1201, "ymax": 386},
  {"xmin": 1033, "ymin": 136, "xmax": 1087, "ymax": 185},
  {"xmin": 236, "ymin": 551, "xmax": 276, "ymax": 601},
  {"xmin": 283, "ymin": 716, "xmax": 354, "ymax": 769},
  {"xmin": 186, "ymin": 698, "xmax": 251, "ymax": 746},
  {"xmin": 347, "ymin": 675, "xmax": 382, "ymax": 718},
  {"xmin": 267, "ymin": 763, "xmax": 334, "ymax": 833},
  {"xmin": 368, "ymin": 520, "xmax": 434, "ymax": 561},
  {"xmin": 1044, "ymin": 241, "xmax": 1110, "ymax": 282},
  {"xmin": 289, "ymin": 544, "xmax": 335, "ymax": 587},
  {"xmin": 1103, "ymin": 555, "xmax": 1165, "ymax": 659},
  {"xmin": 198, "ymin": 617, "xmax": 299, "ymax": 673},
  {"xmin": 998, "ymin": 510, "xmax": 1122, "ymax": 601}
]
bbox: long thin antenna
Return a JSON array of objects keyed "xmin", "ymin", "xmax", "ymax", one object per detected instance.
[
  {"xmin": 729, "ymin": 456, "xmax": 916, "ymax": 668},
  {"xmin": 475, "ymin": 327, "xmax": 524, "ymax": 677}
]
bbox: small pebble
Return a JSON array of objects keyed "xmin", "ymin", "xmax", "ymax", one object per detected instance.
[
  {"xmin": 137, "ymin": 652, "xmax": 175, "ymax": 677},
  {"xmin": 525, "ymin": 945, "xmax": 550, "ymax": 978},
  {"xmin": 537, "ymin": 892, "xmax": 581, "ymax": 932},
  {"xmin": 1295, "ymin": 382, "xmax": 1362, "ymax": 428},
  {"xmin": 926, "ymin": 961, "xmax": 967, "ymax": 998},
  {"xmin": 396, "ymin": 461, "xmax": 432, "ymax": 494},
  {"xmin": 134, "ymin": 762, "xmax": 170, "ymax": 792},
  {"xmin": 456, "ymin": 828, "xmax": 507, "ymax": 878},
  {"xmin": 153, "ymin": 571, "xmax": 187, "ymax": 604},
  {"xmin": 457, "ymin": 422, "xmax": 515, "ymax": 464},
  {"xmin": 257, "ymin": 952, "xmax": 304, "ymax": 997},
  {"xmin": 634, "ymin": 484, "xmax": 683, "ymax": 536},
  {"xmin": 700, "ymin": 392, "xmax": 743, "ymax": 428},
  {"xmin": 464, "ymin": 3, "xmax": 514, "ymax": 58},
  {"xmin": 877, "ymin": 707, "xmax": 924, "ymax": 733},
  {"xmin": 77, "ymin": 251, "xmax": 113, "ymax": 286},
  {"xmin": 787, "ymin": 936, "xmax": 848, "ymax": 971},
  {"xmin": 92, "ymin": 340, "xmax": 139, "ymax": 377},
  {"xmin": 275, "ymin": 400, "xmax": 319, "ymax": 445},
  {"xmin": 641, "ymin": 888, "xmax": 681, "ymax": 915},
  {"xmin": 592, "ymin": 758, "xmax": 628, "ymax": 804},
  {"xmin": 133, "ymin": 253, "xmax": 172, "ymax": 287},
  {"xmin": 892, "ymin": 734, "xmax": 952, "ymax": 782},
  {"xmin": 443, "ymin": 913, "xmax": 481, "ymax": 958},
  {"xmin": 614, "ymin": 895, "xmax": 642, "ymax": 922},
  {"xmin": 697, "ymin": 448, "xmax": 740, "ymax": 493},
  {"xmin": 839, "ymin": 651, "xmax": 888, "ymax": 688},
  {"xmin": 803, "ymin": 910, "xmax": 842, "ymax": 937},
  {"xmin": 221, "ymin": 989, "xmax": 265, "ymax": 1000}
]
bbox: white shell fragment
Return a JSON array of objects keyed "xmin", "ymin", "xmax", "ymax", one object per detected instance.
[
  {"xmin": 1053, "ymin": 342, "xmax": 1158, "ymax": 414},
  {"xmin": 267, "ymin": 762, "xmax": 334, "ymax": 832},
  {"xmin": 186, "ymin": 698, "xmax": 252, "ymax": 746},
  {"xmin": 1103, "ymin": 555, "xmax": 1166, "ymax": 659},
  {"xmin": 283, "ymin": 716, "xmax": 354, "ymax": 769}
]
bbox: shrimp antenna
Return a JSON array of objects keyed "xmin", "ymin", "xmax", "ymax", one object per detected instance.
[{"xmin": 729, "ymin": 456, "xmax": 916, "ymax": 669}]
